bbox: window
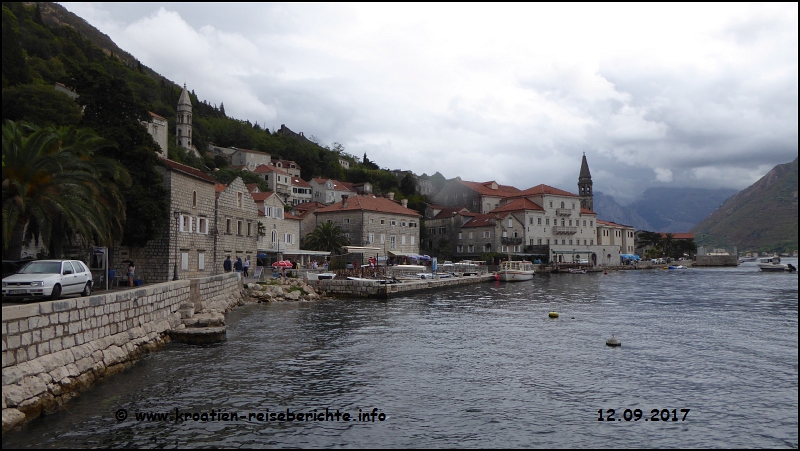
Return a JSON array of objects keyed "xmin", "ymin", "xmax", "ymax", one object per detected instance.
[
  {"xmin": 380, "ymin": 234, "xmax": 385, "ymax": 244},
  {"xmin": 181, "ymin": 252, "xmax": 188, "ymax": 271},
  {"xmin": 391, "ymin": 220, "xmax": 397, "ymax": 226},
  {"xmin": 502, "ymin": 231, "xmax": 507, "ymax": 237},
  {"xmin": 583, "ymin": 220, "xmax": 587, "ymax": 226},
  {"xmin": 483, "ymin": 231, "xmax": 490, "ymax": 238},
  {"xmin": 546, "ymin": 218, "xmax": 550, "ymax": 225},
  {"xmin": 546, "ymin": 239, "xmax": 550, "ymax": 244},
  {"xmin": 469, "ymin": 232, "xmax": 473, "ymax": 239},
  {"xmin": 247, "ymin": 223, "xmax": 252, "ymax": 236},
  {"xmin": 538, "ymin": 218, "xmax": 542, "ymax": 225},
  {"xmin": 180, "ymin": 215, "xmax": 188, "ymax": 232},
  {"xmin": 237, "ymin": 192, "xmax": 243, "ymax": 208},
  {"xmin": 198, "ymin": 252, "xmax": 205, "ymax": 270},
  {"xmin": 584, "ymin": 240, "xmax": 587, "ymax": 245},
  {"xmin": 370, "ymin": 218, "xmax": 374, "ymax": 224},
  {"xmin": 402, "ymin": 221, "xmax": 407, "ymax": 226},
  {"xmin": 457, "ymin": 245, "xmax": 463, "ymax": 253},
  {"xmin": 368, "ymin": 233, "xmax": 374, "ymax": 244},
  {"xmin": 502, "ymin": 245, "xmax": 508, "ymax": 253},
  {"xmin": 402, "ymin": 235, "xmax": 406, "ymax": 245},
  {"xmin": 508, "ymin": 219, "xmax": 512, "ymax": 227},
  {"xmin": 590, "ymin": 220, "xmax": 593, "ymax": 227},
  {"xmin": 430, "ymin": 227, "xmax": 436, "ymax": 235},
  {"xmin": 226, "ymin": 219, "xmax": 231, "ymax": 234},
  {"xmin": 390, "ymin": 236, "xmax": 396, "ymax": 249},
  {"xmin": 469, "ymin": 245, "xmax": 475, "ymax": 253},
  {"xmin": 381, "ymin": 219, "xmax": 385, "ymax": 225},
  {"xmin": 192, "ymin": 191, "xmax": 197, "ymax": 207},
  {"xmin": 561, "ymin": 239, "xmax": 566, "ymax": 245},
  {"xmin": 199, "ymin": 218, "xmax": 207, "ymax": 234},
  {"xmin": 590, "ymin": 239, "xmax": 594, "ymax": 245},
  {"xmin": 569, "ymin": 220, "xmax": 572, "ymax": 226},
  {"xmin": 561, "ymin": 219, "xmax": 566, "ymax": 226},
  {"xmin": 411, "ymin": 236, "xmax": 415, "ymax": 245},
  {"xmin": 439, "ymin": 227, "xmax": 446, "ymax": 234},
  {"xmin": 538, "ymin": 239, "xmax": 542, "ymax": 245},
  {"xmin": 561, "ymin": 201, "xmax": 565, "ymax": 208},
  {"xmin": 569, "ymin": 240, "xmax": 573, "ymax": 245},
  {"xmin": 458, "ymin": 232, "xmax": 462, "ymax": 240},
  {"xmin": 549, "ymin": 202, "xmax": 553, "ymax": 208},
  {"xmin": 237, "ymin": 220, "xmax": 242, "ymax": 235},
  {"xmin": 344, "ymin": 218, "xmax": 350, "ymax": 224},
  {"xmin": 271, "ymin": 230, "xmax": 278, "ymax": 244}
]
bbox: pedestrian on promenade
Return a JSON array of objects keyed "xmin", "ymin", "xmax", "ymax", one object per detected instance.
[
  {"xmin": 223, "ymin": 256, "xmax": 232, "ymax": 273},
  {"xmin": 127, "ymin": 262, "xmax": 135, "ymax": 287},
  {"xmin": 234, "ymin": 257, "xmax": 243, "ymax": 273},
  {"xmin": 243, "ymin": 258, "xmax": 250, "ymax": 277}
]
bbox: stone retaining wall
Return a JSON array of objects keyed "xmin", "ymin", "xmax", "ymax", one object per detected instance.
[{"xmin": 1, "ymin": 272, "xmax": 243, "ymax": 432}]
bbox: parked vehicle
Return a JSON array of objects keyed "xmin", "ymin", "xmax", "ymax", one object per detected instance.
[
  {"xmin": 2, "ymin": 260, "xmax": 32, "ymax": 279},
  {"xmin": 2, "ymin": 260, "xmax": 93, "ymax": 301}
]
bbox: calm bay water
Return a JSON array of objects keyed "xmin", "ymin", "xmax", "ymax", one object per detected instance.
[{"xmin": 3, "ymin": 260, "xmax": 798, "ymax": 448}]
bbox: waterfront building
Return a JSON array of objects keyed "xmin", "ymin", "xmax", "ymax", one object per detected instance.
[
  {"xmin": 596, "ymin": 220, "xmax": 636, "ymax": 255},
  {"xmin": 457, "ymin": 212, "xmax": 526, "ymax": 258},
  {"xmin": 257, "ymin": 192, "xmax": 301, "ymax": 259},
  {"xmin": 422, "ymin": 206, "xmax": 477, "ymax": 256},
  {"xmin": 289, "ymin": 176, "xmax": 314, "ymax": 206},
  {"xmin": 314, "ymin": 194, "xmax": 422, "ymax": 258},
  {"xmin": 254, "ymin": 164, "xmax": 292, "ymax": 198},
  {"xmin": 214, "ymin": 177, "xmax": 260, "ymax": 269},
  {"xmin": 291, "ymin": 201, "xmax": 328, "ymax": 245},
  {"xmin": 271, "ymin": 159, "xmax": 301, "ymax": 178},
  {"xmin": 117, "ymin": 159, "xmax": 216, "ymax": 282}
]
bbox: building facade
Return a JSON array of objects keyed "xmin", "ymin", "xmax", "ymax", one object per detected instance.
[{"xmin": 215, "ymin": 177, "xmax": 260, "ymax": 270}]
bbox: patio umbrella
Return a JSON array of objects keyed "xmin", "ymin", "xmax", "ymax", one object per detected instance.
[
  {"xmin": 272, "ymin": 260, "xmax": 293, "ymax": 267},
  {"xmin": 257, "ymin": 253, "xmax": 267, "ymax": 258}
]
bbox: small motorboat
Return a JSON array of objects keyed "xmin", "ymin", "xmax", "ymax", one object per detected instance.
[
  {"xmin": 758, "ymin": 256, "xmax": 788, "ymax": 272},
  {"xmin": 568, "ymin": 267, "xmax": 586, "ymax": 274}
]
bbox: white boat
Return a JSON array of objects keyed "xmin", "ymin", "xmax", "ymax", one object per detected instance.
[
  {"xmin": 568, "ymin": 267, "xmax": 587, "ymax": 274},
  {"xmin": 307, "ymin": 272, "xmax": 336, "ymax": 280},
  {"xmin": 498, "ymin": 260, "xmax": 535, "ymax": 281},
  {"xmin": 758, "ymin": 256, "xmax": 788, "ymax": 272}
]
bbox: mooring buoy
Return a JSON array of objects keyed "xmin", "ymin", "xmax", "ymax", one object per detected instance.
[
  {"xmin": 606, "ymin": 335, "xmax": 621, "ymax": 347},
  {"xmin": 548, "ymin": 312, "xmax": 559, "ymax": 318}
]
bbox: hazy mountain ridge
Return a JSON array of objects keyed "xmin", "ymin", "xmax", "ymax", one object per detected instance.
[
  {"xmin": 691, "ymin": 157, "xmax": 798, "ymax": 253},
  {"xmin": 592, "ymin": 193, "xmax": 653, "ymax": 230}
]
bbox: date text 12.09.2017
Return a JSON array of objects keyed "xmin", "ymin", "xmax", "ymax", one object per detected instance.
[{"xmin": 598, "ymin": 409, "xmax": 690, "ymax": 422}]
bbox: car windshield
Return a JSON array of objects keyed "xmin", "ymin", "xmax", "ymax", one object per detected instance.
[{"xmin": 18, "ymin": 262, "xmax": 62, "ymax": 274}]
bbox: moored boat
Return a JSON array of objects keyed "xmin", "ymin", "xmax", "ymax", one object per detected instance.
[
  {"xmin": 498, "ymin": 260, "xmax": 535, "ymax": 281},
  {"xmin": 568, "ymin": 267, "xmax": 586, "ymax": 274}
]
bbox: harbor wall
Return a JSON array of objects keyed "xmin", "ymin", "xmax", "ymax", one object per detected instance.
[
  {"xmin": 1, "ymin": 272, "xmax": 243, "ymax": 432},
  {"xmin": 308, "ymin": 274, "xmax": 494, "ymax": 299}
]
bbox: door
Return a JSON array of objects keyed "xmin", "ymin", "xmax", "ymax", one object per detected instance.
[{"xmin": 61, "ymin": 261, "xmax": 81, "ymax": 294}]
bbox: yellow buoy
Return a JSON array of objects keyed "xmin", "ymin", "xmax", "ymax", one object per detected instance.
[{"xmin": 548, "ymin": 312, "xmax": 559, "ymax": 318}]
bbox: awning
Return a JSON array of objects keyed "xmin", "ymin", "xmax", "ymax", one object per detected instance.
[
  {"xmin": 257, "ymin": 249, "xmax": 331, "ymax": 256},
  {"xmin": 342, "ymin": 246, "xmax": 383, "ymax": 253},
  {"xmin": 388, "ymin": 251, "xmax": 420, "ymax": 257}
]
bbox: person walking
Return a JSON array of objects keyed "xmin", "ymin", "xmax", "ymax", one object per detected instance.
[
  {"xmin": 234, "ymin": 257, "xmax": 243, "ymax": 273},
  {"xmin": 127, "ymin": 262, "xmax": 136, "ymax": 287},
  {"xmin": 243, "ymin": 258, "xmax": 250, "ymax": 277},
  {"xmin": 223, "ymin": 256, "xmax": 232, "ymax": 273}
]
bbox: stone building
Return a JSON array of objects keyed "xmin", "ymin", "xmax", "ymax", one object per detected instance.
[
  {"xmin": 215, "ymin": 177, "xmax": 260, "ymax": 270},
  {"xmin": 422, "ymin": 206, "xmax": 476, "ymax": 255},
  {"xmin": 456, "ymin": 212, "xmax": 526, "ymax": 258},
  {"xmin": 314, "ymin": 194, "xmax": 422, "ymax": 258},
  {"xmin": 257, "ymin": 192, "xmax": 301, "ymax": 259},
  {"xmin": 289, "ymin": 176, "xmax": 313, "ymax": 206},
  {"xmin": 310, "ymin": 178, "xmax": 356, "ymax": 205},
  {"xmin": 431, "ymin": 179, "xmax": 522, "ymax": 213},
  {"xmin": 597, "ymin": 220, "xmax": 636, "ymax": 255},
  {"xmin": 142, "ymin": 112, "xmax": 168, "ymax": 158},
  {"xmin": 578, "ymin": 153, "xmax": 594, "ymax": 211},
  {"xmin": 291, "ymin": 201, "xmax": 328, "ymax": 244},
  {"xmin": 271, "ymin": 159, "xmax": 301, "ymax": 178},
  {"xmin": 254, "ymin": 164, "xmax": 292, "ymax": 199},
  {"xmin": 231, "ymin": 148, "xmax": 271, "ymax": 171},
  {"xmin": 118, "ymin": 159, "xmax": 216, "ymax": 283}
]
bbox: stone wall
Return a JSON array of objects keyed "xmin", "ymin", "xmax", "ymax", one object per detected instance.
[
  {"xmin": 307, "ymin": 274, "xmax": 493, "ymax": 299},
  {"xmin": 1, "ymin": 272, "xmax": 243, "ymax": 432}
]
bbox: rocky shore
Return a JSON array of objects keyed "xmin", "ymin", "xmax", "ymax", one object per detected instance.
[{"xmin": 243, "ymin": 278, "xmax": 329, "ymax": 303}]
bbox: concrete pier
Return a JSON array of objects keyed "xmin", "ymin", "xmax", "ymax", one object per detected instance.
[{"xmin": 307, "ymin": 274, "xmax": 496, "ymax": 299}]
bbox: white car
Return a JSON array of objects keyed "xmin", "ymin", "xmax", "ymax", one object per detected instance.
[{"xmin": 2, "ymin": 260, "xmax": 93, "ymax": 301}]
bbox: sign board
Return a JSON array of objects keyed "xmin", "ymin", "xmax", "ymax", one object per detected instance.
[
  {"xmin": 253, "ymin": 266, "xmax": 264, "ymax": 279},
  {"xmin": 432, "ymin": 257, "xmax": 438, "ymax": 272}
]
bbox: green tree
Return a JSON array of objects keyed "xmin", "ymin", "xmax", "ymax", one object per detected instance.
[
  {"xmin": 400, "ymin": 173, "xmax": 416, "ymax": 196},
  {"xmin": 302, "ymin": 221, "xmax": 349, "ymax": 254},
  {"xmin": 2, "ymin": 84, "xmax": 82, "ymax": 127},
  {"xmin": 2, "ymin": 120, "xmax": 130, "ymax": 259}
]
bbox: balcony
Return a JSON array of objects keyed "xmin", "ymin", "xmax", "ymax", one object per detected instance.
[
  {"xmin": 553, "ymin": 226, "xmax": 577, "ymax": 234},
  {"xmin": 501, "ymin": 237, "xmax": 523, "ymax": 245},
  {"xmin": 555, "ymin": 208, "xmax": 573, "ymax": 216}
]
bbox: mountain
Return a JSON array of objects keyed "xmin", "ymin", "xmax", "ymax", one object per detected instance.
[
  {"xmin": 627, "ymin": 187, "xmax": 738, "ymax": 232},
  {"xmin": 593, "ymin": 192, "xmax": 653, "ymax": 230},
  {"xmin": 691, "ymin": 158, "xmax": 798, "ymax": 253}
]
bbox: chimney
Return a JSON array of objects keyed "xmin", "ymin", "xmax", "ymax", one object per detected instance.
[
  {"xmin": 342, "ymin": 195, "xmax": 349, "ymax": 207},
  {"xmin": 387, "ymin": 192, "xmax": 395, "ymax": 200},
  {"xmin": 401, "ymin": 199, "xmax": 408, "ymax": 208}
]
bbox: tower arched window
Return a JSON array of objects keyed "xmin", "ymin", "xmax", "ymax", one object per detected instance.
[
  {"xmin": 561, "ymin": 201, "xmax": 565, "ymax": 208},
  {"xmin": 178, "ymin": 129, "xmax": 182, "ymax": 137}
]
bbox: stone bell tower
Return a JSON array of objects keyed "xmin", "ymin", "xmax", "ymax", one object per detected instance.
[
  {"xmin": 578, "ymin": 153, "xmax": 593, "ymax": 211},
  {"xmin": 176, "ymin": 84, "xmax": 193, "ymax": 153}
]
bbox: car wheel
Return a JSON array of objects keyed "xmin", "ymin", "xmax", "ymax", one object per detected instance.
[
  {"xmin": 51, "ymin": 284, "xmax": 62, "ymax": 301},
  {"xmin": 81, "ymin": 282, "xmax": 92, "ymax": 297}
]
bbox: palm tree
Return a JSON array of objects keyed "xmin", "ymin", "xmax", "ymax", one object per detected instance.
[
  {"xmin": 2, "ymin": 120, "xmax": 130, "ymax": 259},
  {"xmin": 303, "ymin": 221, "xmax": 350, "ymax": 254}
]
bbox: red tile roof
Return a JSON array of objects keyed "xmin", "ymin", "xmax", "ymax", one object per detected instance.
[
  {"xmin": 311, "ymin": 178, "xmax": 355, "ymax": 192},
  {"xmin": 272, "ymin": 159, "xmax": 301, "ymax": 169},
  {"xmin": 245, "ymin": 183, "xmax": 260, "ymax": 193},
  {"xmin": 433, "ymin": 207, "xmax": 473, "ymax": 219},
  {"xmin": 315, "ymin": 195, "xmax": 422, "ymax": 217},
  {"xmin": 254, "ymin": 164, "xmax": 289, "ymax": 175},
  {"xmin": 284, "ymin": 211, "xmax": 300, "ymax": 220},
  {"xmin": 516, "ymin": 184, "xmax": 578, "ymax": 197},
  {"xmin": 580, "ymin": 207, "xmax": 597, "ymax": 215},
  {"xmin": 163, "ymin": 159, "xmax": 216, "ymax": 183},
  {"xmin": 461, "ymin": 212, "xmax": 512, "ymax": 228},
  {"xmin": 148, "ymin": 111, "xmax": 167, "ymax": 121},
  {"xmin": 597, "ymin": 219, "xmax": 632, "ymax": 228},
  {"xmin": 250, "ymin": 192, "xmax": 274, "ymax": 202},
  {"xmin": 661, "ymin": 232, "xmax": 694, "ymax": 240},
  {"xmin": 214, "ymin": 183, "xmax": 227, "ymax": 193},
  {"xmin": 291, "ymin": 176, "xmax": 311, "ymax": 188},
  {"xmin": 490, "ymin": 198, "xmax": 544, "ymax": 213},
  {"xmin": 459, "ymin": 180, "xmax": 521, "ymax": 197}
]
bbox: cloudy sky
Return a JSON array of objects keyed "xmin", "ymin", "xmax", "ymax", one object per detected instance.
[{"xmin": 61, "ymin": 3, "xmax": 797, "ymax": 204}]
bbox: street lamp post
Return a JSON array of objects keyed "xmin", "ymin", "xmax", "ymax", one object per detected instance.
[{"xmin": 173, "ymin": 210, "xmax": 180, "ymax": 281}]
